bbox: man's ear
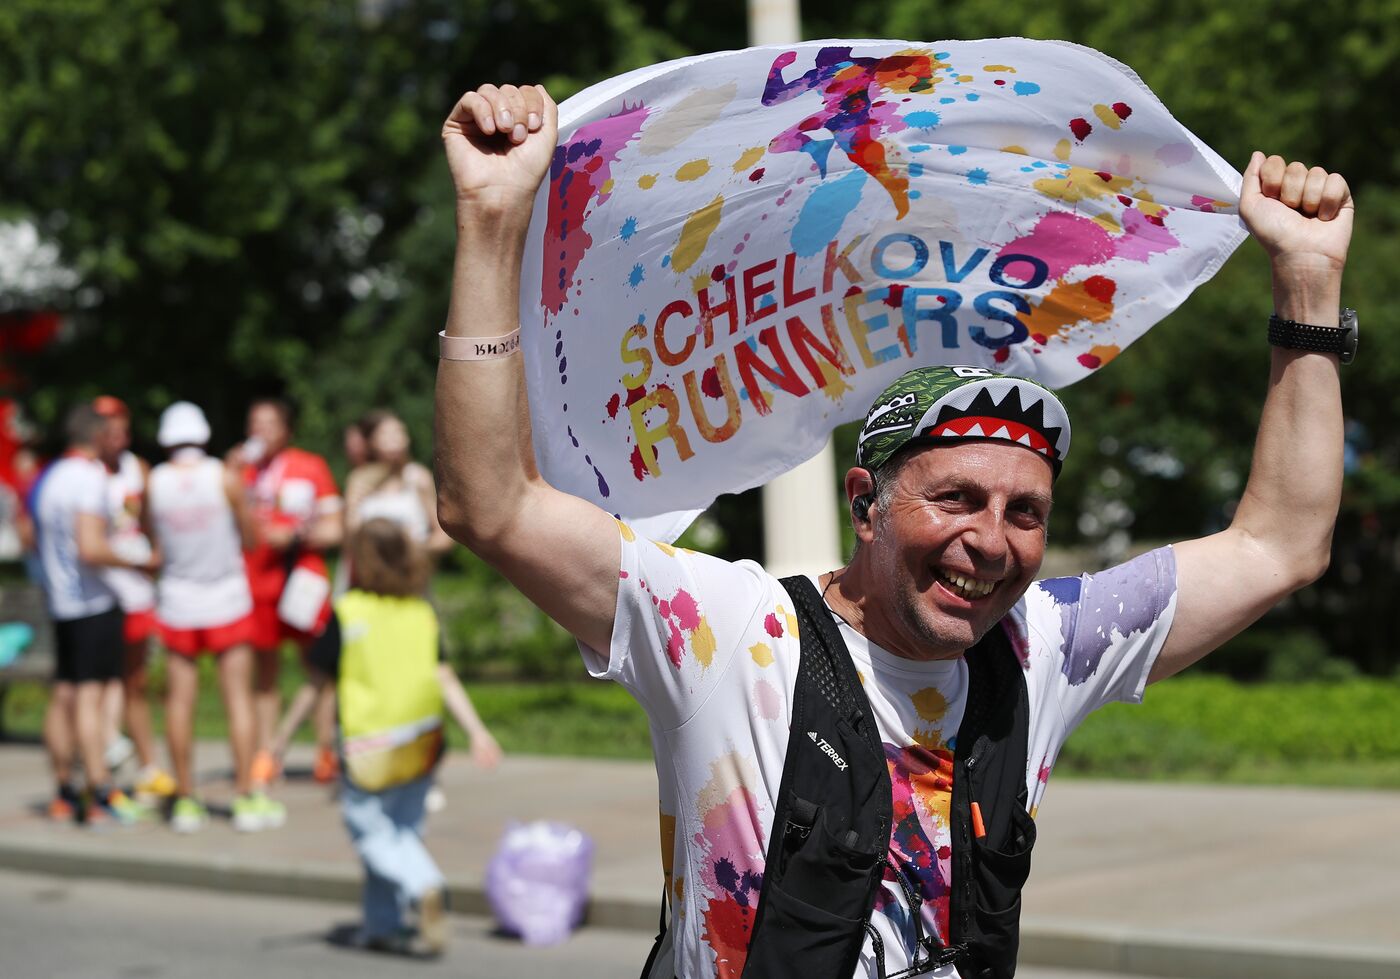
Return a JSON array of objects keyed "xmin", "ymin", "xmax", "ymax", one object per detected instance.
[{"xmin": 844, "ymin": 467, "xmax": 877, "ymax": 536}]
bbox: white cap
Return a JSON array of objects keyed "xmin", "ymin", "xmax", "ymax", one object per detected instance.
[{"xmin": 158, "ymin": 401, "xmax": 212, "ymax": 448}]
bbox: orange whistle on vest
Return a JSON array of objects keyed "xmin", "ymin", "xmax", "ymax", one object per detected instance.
[{"xmin": 971, "ymin": 801, "xmax": 987, "ymax": 840}]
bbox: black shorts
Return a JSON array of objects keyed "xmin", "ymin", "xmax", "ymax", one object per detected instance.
[{"xmin": 53, "ymin": 607, "xmax": 126, "ymax": 684}]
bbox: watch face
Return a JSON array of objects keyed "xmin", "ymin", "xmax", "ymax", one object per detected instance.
[{"xmin": 1341, "ymin": 307, "xmax": 1359, "ymax": 364}]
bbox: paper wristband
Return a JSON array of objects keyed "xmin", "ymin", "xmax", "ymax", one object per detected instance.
[{"xmin": 439, "ymin": 329, "xmax": 521, "ymax": 361}]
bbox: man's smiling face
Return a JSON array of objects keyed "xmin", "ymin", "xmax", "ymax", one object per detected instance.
[{"xmin": 862, "ymin": 441, "xmax": 1053, "ymax": 660}]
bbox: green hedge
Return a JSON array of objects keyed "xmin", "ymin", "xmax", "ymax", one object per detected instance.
[
  {"xmin": 1059, "ymin": 675, "xmax": 1400, "ymax": 786},
  {"xmin": 458, "ymin": 682, "xmax": 652, "ymax": 760},
  {"xmin": 8, "ymin": 659, "xmax": 1399, "ymax": 788}
]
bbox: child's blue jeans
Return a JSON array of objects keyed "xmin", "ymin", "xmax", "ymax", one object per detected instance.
[{"xmin": 340, "ymin": 774, "xmax": 444, "ymax": 939}]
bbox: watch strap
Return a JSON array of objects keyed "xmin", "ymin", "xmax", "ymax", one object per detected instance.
[{"xmin": 1267, "ymin": 315, "xmax": 1350, "ymax": 359}]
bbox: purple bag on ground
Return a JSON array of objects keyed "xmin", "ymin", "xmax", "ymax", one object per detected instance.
[{"xmin": 486, "ymin": 820, "xmax": 594, "ymax": 945}]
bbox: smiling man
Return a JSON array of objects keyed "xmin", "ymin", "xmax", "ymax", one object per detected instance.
[{"xmin": 434, "ymin": 83, "xmax": 1353, "ymax": 979}]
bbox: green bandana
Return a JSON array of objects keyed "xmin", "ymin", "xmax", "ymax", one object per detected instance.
[{"xmin": 856, "ymin": 366, "xmax": 1072, "ymax": 478}]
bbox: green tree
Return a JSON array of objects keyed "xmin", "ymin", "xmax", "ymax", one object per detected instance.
[
  {"xmin": 0, "ymin": 0, "xmax": 723, "ymax": 455},
  {"xmin": 5, "ymin": 0, "xmax": 1396, "ymax": 672},
  {"xmin": 805, "ymin": 0, "xmax": 1400, "ymax": 672}
]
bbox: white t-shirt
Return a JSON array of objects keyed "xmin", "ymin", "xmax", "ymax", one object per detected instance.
[
  {"xmin": 148, "ymin": 451, "xmax": 253, "ymax": 629},
  {"xmin": 34, "ymin": 455, "xmax": 118, "ymax": 621},
  {"xmin": 103, "ymin": 450, "xmax": 156, "ymax": 614},
  {"xmin": 355, "ymin": 463, "xmax": 431, "ymax": 543},
  {"xmin": 581, "ymin": 522, "xmax": 1178, "ymax": 979}
]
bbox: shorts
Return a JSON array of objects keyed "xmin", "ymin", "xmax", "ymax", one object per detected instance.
[
  {"xmin": 250, "ymin": 601, "xmax": 313, "ymax": 653},
  {"xmin": 123, "ymin": 608, "xmax": 157, "ymax": 645},
  {"xmin": 53, "ymin": 607, "xmax": 125, "ymax": 684},
  {"xmin": 158, "ymin": 612, "xmax": 257, "ymax": 658}
]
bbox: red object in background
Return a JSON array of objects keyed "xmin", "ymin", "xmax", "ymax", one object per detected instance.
[
  {"xmin": 0, "ymin": 401, "xmax": 21, "ymax": 492},
  {"xmin": 0, "ymin": 310, "xmax": 63, "ymax": 493},
  {"xmin": 0, "ymin": 310, "xmax": 61, "ymax": 376}
]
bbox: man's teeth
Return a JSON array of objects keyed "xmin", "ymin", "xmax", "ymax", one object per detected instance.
[{"xmin": 939, "ymin": 571, "xmax": 996, "ymax": 599}]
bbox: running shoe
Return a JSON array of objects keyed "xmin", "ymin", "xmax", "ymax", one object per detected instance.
[
  {"xmin": 170, "ymin": 796, "xmax": 208, "ymax": 834},
  {"xmin": 46, "ymin": 795, "xmax": 76, "ymax": 823},
  {"xmin": 104, "ymin": 735, "xmax": 135, "ymax": 772},
  {"xmin": 231, "ymin": 793, "xmax": 261, "ymax": 832},
  {"xmin": 254, "ymin": 791, "xmax": 287, "ymax": 828},
  {"xmin": 93, "ymin": 788, "xmax": 147, "ymax": 827},
  {"xmin": 249, "ymin": 749, "xmax": 281, "ymax": 786},
  {"xmin": 133, "ymin": 766, "xmax": 177, "ymax": 802},
  {"xmin": 84, "ymin": 800, "xmax": 111, "ymax": 828},
  {"xmin": 232, "ymin": 791, "xmax": 287, "ymax": 832},
  {"xmin": 312, "ymin": 745, "xmax": 339, "ymax": 784}
]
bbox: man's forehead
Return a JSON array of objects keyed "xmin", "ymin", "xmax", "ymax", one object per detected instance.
[{"xmin": 895, "ymin": 441, "xmax": 1055, "ymax": 497}]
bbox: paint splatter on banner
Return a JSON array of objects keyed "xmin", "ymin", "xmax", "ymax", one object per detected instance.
[{"xmin": 521, "ymin": 38, "xmax": 1247, "ymax": 541}]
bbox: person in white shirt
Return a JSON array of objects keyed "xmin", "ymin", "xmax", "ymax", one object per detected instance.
[
  {"xmin": 33, "ymin": 404, "xmax": 154, "ymax": 825},
  {"xmin": 345, "ymin": 410, "xmax": 454, "ymax": 555},
  {"xmin": 148, "ymin": 402, "xmax": 285, "ymax": 833},
  {"xmin": 432, "ymin": 83, "xmax": 1353, "ymax": 978},
  {"xmin": 91, "ymin": 395, "xmax": 175, "ymax": 802},
  {"xmin": 267, "ymin": 410, "xmax": 454, "ymax": 784}
]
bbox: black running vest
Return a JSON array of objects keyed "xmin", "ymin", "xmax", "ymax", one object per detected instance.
[{"xmin": 640, "ymin": 575, "xmax": 1035, "ymax": 979}]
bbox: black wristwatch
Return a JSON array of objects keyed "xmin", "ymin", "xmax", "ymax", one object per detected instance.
[{"xmin": 1267, "ymin": 308, "xmax": 1358, "ymax": 365}]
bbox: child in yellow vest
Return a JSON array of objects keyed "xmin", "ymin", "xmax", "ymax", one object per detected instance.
[{"xmin": 313, "ymin": 517, "xmax": 500, "ymax": 954}]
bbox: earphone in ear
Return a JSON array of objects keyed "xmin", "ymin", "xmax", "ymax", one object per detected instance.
[
  {"xmin": 851, "ymin": 470, "xmax": 877, "ymax": 522},
  {"xmin": 852, "ymin": 495, "xmax": 873, "ymax": 521}
]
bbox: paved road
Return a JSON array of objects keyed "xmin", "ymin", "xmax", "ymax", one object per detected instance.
[
  {"xmin": 0, "ymin": 869, "xmax": 1173, "ymax": 979},
  {"xmin": 4, "ymin": 744, "xmax": 1397, "ymax": 976}
]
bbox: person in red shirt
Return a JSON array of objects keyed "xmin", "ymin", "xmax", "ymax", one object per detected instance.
[{"xmin": 232, "ymin": 398, "xmax": 344, "ymax": 786}]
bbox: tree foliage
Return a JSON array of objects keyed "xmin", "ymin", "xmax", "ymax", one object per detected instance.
[
  {"xmin": 1, "ymin": 0, "xmax": 704, "ymax": 446},
  {"xmin": 3, "ymin": 0, "xmax": 1397, "ymax": 670}
]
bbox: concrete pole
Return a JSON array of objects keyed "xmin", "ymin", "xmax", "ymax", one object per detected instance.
[
  {"xmin": 747, "ymin": 0, "xmax": 801, "ymax": 46},
  {"xmin": 747, "ymin": 0, "xmax": 844, "ymax": 578},
  {"xmin": 762, "ymin": 440, "xmax": 846, "ymax": 578}
]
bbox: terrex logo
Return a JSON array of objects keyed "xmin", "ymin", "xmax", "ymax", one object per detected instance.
[{"xmin": 808, "ymin": 731, "xmax": 849, "ymax": 771}]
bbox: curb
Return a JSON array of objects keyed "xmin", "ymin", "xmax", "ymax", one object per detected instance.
[
  {"xmin": 3, "ymin": 837, "xmax": 1397, "ymax": 977},
  {"xmin": 1019, "ymin": 919, "xmax": 1400, "ymax": 979},
  {"xmin": 0, "ymin": 836, "xmax": 658, "ymax": 933}
]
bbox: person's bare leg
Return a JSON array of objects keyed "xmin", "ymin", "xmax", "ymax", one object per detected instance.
[
  {"xmin": 253, "ymin": 648, "xmax": 281, "ymax": 753},
  {"xmin": 43, "ymin": 682, "xmax": 76, "ymax": 787},
  {"xmin": 74, "ymin": 681, "xmax": 113, "ymax": 789},
  {"xmin": 269, "ymin": 681, "xmax": 318, "ymax": 762},
  {"xmin": 123, "ymin": 640, "xmax": 158, "ymax": 770},
  {"xmin": 165, "ymin": 654, "xmax": 199, "ymax": 798},
  {"xmin": 313, "ymin": 681, "xmax": 336, "ymax": 755},
  {"xmin": 217, "ymin": 645, "xmax": 256, "ymax": 796},
  {"xmin": 102, "ymin": 676, "xmax": 123, "ymax": 749}
]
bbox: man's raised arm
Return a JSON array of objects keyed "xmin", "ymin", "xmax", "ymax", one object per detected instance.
[
  {"xmin": 1151, "ymin": 152, "xmax": 1354, "ymax": 683},
  {"xmin": 434, "ymin": 83, "xmax": 621, "ymax": 654}
]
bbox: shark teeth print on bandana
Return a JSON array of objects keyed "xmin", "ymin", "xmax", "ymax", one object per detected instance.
[
  {"xmin": 857, "ymin": 365, "xmax": 1072, "ymax": 477},
  {"xmin": 922, "ymin": 379, "xmax": 1067, "ymax": 461}
]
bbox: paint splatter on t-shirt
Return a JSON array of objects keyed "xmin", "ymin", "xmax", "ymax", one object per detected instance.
[
  {"xmin": 1038, "ymin": 549, "xmax": 1175, "ymax": 686},
  {"xmin": 580, "ymin": 525, "xmax": 1176, "ymax": 978}
]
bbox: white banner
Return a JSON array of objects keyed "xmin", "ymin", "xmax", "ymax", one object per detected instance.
[{"xmin": 520, "ymin": 38, "xmax": 1247, "ymax": 541}]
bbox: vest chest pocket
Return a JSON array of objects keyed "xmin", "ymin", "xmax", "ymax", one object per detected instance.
[
  {"xmin": 969, "ymin": 803, "xmax": 1037, "ymax": 949},
  {"xmin": 742, "ymin": 797, "xmax": 883, "ymax": 979},
  {"xmin": 740, "ymin": 876, "xmax": 866, "ymax": 978},
  {"xmin": 775, "ymin": 796, "xmax": 882, "ymax": 921}
]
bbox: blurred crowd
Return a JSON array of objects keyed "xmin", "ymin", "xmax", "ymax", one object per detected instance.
[{"xmin": 7, "ymin": 394, "xmax": 499, "ymax": 952}]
